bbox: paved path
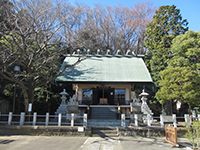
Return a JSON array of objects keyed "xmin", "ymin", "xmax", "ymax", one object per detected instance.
[
  {"xmin": 0, "ymin": 136, "xmax": 191, "ymax": 150},
  {"xmin": 81, "ymin": 137, "xmax": 191, "ymax": 150}
]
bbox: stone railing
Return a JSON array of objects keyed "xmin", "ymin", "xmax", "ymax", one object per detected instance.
[{"xmin": 0, "ymin": 112, "xmax": 199, "ymax": 128}]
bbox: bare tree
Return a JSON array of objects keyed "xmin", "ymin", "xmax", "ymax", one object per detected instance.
[
  {"xmin": 68, "ymin": 1, "xmax": 155, "ymax": 54},
  {"xmin": 0, "ymin": 0, "xmax": 85, "ymax": 112},
  {"xmin": 0, "ymin": 0, "xmax": 155, "ymax": 112}
]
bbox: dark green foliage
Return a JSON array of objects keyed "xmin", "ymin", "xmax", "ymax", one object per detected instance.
[
  {"xmin": 156, "ymin": 31, "xmax": 200, "ymax": 113},
  {"xmin": 144, "ymin": 5, "xmax": 188, "ymax": 88},
  {"xmin": 156, "ymin": 67, "xmax": 200, "ymax": 107},
  {"xmin": 33, "ymin": 82, "xmax": 73, "ymax": 114},
  {"xmin": 185, "ymin": 120, "xmax": 200, "ymax": 149},
  {"xmin": 170, "ymin": 30, "xmax": 200, "ymax": 70},
  {"xmin": 145, "ymin": 5, "xmax": 188, "ymax": 51}
]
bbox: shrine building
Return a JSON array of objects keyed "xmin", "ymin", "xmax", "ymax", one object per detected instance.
[{"xmin": 56, "ymin": 50, "xmax": 152, "ymax": 121}]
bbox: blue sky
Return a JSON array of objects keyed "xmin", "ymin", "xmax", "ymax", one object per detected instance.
[{"xmin": 68, "ymin": 0, "xmax": 200, "ymax": 31}]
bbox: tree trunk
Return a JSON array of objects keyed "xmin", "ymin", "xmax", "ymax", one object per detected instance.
[
  {"xmin": 28, "ymin": 79, "xmax": 35, "ymax": 113},
  {"xmin": 20, "ymin": 84, "xmax": 29, "ymax": 113},
  {"xmin": 28, "ymin": 80, "xmax": 35, "ymax": 104},
  {"xmin": 18, "ymin": 79, "xmax": 35, "ymax": 113}
]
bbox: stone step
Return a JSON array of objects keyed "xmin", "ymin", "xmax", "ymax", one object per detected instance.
[
  {"xmin": 88, "ymin": 120, "xmax": 121, "ymax": 127},
  {"xmin": 91, "ymin": 127, "xmax": 118, "ymax": 137},
  {"xmin": 91, "ymin": 107, "xmax": 117, "ymax": 120},
  {"xmin": 91, "ymin": 115, "xmax": 116, "ymax": 119},
  {"xmin": 91, "ymin": 133, "xmax": 118, "ymax": 137},
  {"xmin": 88, "ymin": 119, "xmax": 130, "ymax": 127},
  {"xmin": 92, "ymin": 129, "xmax": 117, "ymax": 134}
]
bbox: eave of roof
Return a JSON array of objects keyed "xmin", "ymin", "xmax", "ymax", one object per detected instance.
[{"xmin": 56, "ymin": 55, "xmax": 152, "ymax": 83}]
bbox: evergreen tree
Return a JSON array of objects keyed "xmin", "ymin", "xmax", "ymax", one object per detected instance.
[
  {"xmin": 156, "ymin": 66, "xmax": 200, "ymax": 114},
  {"xmin": 156, "ymin": 31, "xmax": 200, "ymax": 114},
  {"xmin": 169, "ymin": 30, "xmax": 200, "ymax": 70},
  {"xmin": 144, "ymin": 5, "xmax": 188, "ymax": 88}
]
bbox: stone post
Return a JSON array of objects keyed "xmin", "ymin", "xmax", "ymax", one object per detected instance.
[
  {"xmin": 130, "ymin": 114, "xmax": 134, "ymax": 123},
  {"xmin": 172, "ymin": 114, "xmax": 177, "ymax": 128},
  {"xmin": 8, "ymin": 112, "xmax": 13, "ymax": 126},
  {"xmin": 192, "ymin": 110, "xmax": 196, "ymax": 120},
  {"xmin": 198, "ymin": 114, "xmax": 200, "ymax": 121},
  {"xmin": 71, "ymin": 113, "xmax": 74, "ymax": 127},
  {"xmin": 160, "ymin": 114, "xmax": 164, "ymax": 128},
  {"xmin": 121, "ymin": 114, "xmax": 125, "ymax": 127},
  {"xmin": 33, "ymin": 112, "xmax": 37, "ymax": 126},
  {"xmin": 134, "ymin": 114, "xmax": 138, "ymax": 127},
  {"xmin": 20, "ymin": 112, "xmax": 25, "ymax": 126},
  {"xmin": 83, "ymin": 113, "xmax": 87, "ymax": 127},
  {"xmin": 184, "ymin": 114, "xmax": 190, "ymax": 126},
  {"xmin": 58, "ymin": 113, "xmax": 62, "ymax": 126},
  {"xmin": 45, "ymin": 113, "xmax": 49, "ymax": 126},
  {"xmin": 147, "ymin": 114, "xmax": 151, "ymax": 127}
]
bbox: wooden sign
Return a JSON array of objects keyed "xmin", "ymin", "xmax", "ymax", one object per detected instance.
[{"xmin": 164, "ymin": 125, "xmax": 179, "ymax": 147}]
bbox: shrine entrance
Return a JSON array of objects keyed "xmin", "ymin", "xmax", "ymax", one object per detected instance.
[{"xmin": 92, "ymin": 87, "xmax": 115, "ymax": 105}]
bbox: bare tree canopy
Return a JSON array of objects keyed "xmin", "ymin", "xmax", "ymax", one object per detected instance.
[
  {"xmin": 58, "ymin": 1, "xmax": 155, "ymax": 54},
  {"xmin": 0, "ymin": 0, "xmax": 155, "ymax": 112},
  {"xmin": 0, "ymin": 0, "xmax": 85, "ymax": 112}
]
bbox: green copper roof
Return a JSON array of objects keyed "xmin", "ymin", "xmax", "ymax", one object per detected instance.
[{"xmin": 56, "ymin": 55, "xmax": 152, "ymax": 83}]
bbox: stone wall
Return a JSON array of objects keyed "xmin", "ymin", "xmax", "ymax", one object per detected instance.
[
  {"xmin": 0, "ymin": 126, "xmax": 91, "ymax": 136},
  {"xmin": 0, "ymin": 126, "xmax": 187, "ymax": 138},
  {"xmin": 118, "ymin": 127, "xmax": 187, "ymax": 137}
]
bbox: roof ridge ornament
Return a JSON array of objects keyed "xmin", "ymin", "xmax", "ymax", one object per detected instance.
[
  {"xmin": 106, "ymin": 49, "xmax": 111, "ymax": 55},
  {"xmin": 97, "ymin": 49, "xmax": 101, "ymax": 55},
  {"xmin": 126, "ymin": 49, "xmax": 131, "ymax": 55},
  {"xmin": 87, "ymin": 49, "xmax": 90, "ymax": 55},
  {"xmin": 116, "ymin": 49, "xmax": 121, "ymax": 55},
  {"xmin": 77, "ymin": 49, "xmax": 80, "ymax": 55}
]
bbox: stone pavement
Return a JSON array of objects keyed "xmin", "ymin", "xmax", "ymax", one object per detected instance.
[{"xmin": 0, "ymin": 136, "xmax": 192, "ymax": 150}]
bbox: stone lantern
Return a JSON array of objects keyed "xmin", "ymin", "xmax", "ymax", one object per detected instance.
[
  {"xmin": 139, "ymin": 89, "xmax": 149, "ymax": 105},
  {"xmin": 55, "ymin": 89, "xmax": 68, "ymax": 115},
  {"xmin": 139, "ymin": 89, "xmax": 153, "ymax": 123}
]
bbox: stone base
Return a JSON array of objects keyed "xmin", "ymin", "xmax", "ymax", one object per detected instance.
[
  {"xmin": 67, "ymin": 105, "xmax": 78, "ymax": 113},
  {"xmin": 131, "ymin": 106, "xmax": 142, "ymax": 113},
  {"xmin": 0, "ymin": 126, "xmax": 187, "ymax": 138}
]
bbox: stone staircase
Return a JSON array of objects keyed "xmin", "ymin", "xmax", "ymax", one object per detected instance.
[
  {"xmin": 90, "ymin": 107, "xmax": 116, "ymax": 119},
  {"xmin": 91, "ymin": 127, "xmax": 118, "ymax": 137},
  {"xmin": 88, "ymin": 119, "xmax": 121, "ymax": 127},
  {"xmin": 88, "ymin": 107, "xmax": 130, "ymax": 127}
]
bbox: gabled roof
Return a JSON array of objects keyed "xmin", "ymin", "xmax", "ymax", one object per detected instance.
[{"xmin": 56, "ymin": 55, "xmax": 152, "ymax": 83}]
